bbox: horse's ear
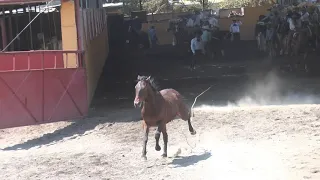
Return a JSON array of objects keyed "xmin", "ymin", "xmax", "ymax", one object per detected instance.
[
  {"xmin": 137, "ymin": 75, "xmax": 142, "ymax": 80},
  {"xmin": 146, "ymin": 76, "xmax": 151, "ymax": 81}
]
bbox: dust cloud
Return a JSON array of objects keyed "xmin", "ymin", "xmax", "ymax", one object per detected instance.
[
  {"xmin": 236, "ymin": 70, "xmax": 320, "ymax": 106},
  {"xmin": 197, "ymin": 70, "xmax": 320, "ymax": 110}
]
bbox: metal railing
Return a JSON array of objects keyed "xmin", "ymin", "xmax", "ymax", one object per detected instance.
[{"xmin": 0, "ymin": 50, "xmax": 84, "ymax": 72}]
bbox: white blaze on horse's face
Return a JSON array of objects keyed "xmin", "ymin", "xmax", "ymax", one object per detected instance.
[{"xmin": 134, "ymin": 80, "xmax": 148, "ymax": 107}]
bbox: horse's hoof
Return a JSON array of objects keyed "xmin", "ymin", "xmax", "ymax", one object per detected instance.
[
  {"xmin": 190, "ymin": 130, "xmax": 197, "ymax": 135},
  {"xmin": 155, "ymin": 145, "xmax": 161, "ymax": 151},
  {"xmin": 162, "ymin": 153, "xmax": 167, "ymax": 158},
  {"xmin": 141, "ymin": 155, "xmax": 147, "ymax": 160}
]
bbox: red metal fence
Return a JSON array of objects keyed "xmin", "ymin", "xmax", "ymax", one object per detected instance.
[
  {"xmin": 0, "ymin": 50, "xmax": 88, "ymax": 129},
  {"xmin": 0, "ymin": 50, "xmax": 85, "ymax": 71}
]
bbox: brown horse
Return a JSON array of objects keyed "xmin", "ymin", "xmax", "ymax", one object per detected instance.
[{"xmin": 134, "ymin": 75, "xmax": 196, "ymax": 160}]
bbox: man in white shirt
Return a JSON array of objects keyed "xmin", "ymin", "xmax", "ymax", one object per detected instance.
[
  {"xmin": 201, "ymin": 24, "xmax": 211, "ymax": 54},
  {"xmin": 229, "ymin": 19, "xmax": 242, "ymax": 42},
  {"xmin": 190, "ymin": 31, "xmax": 204, "ymax": 70}
]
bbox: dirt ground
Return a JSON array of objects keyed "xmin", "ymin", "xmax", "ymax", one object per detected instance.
[
  {"xmin": 1, "ymin": 104, "xmax": 320, "ymax": 180},
  {"xmin": 1, "ymin": 45, "xmax": 320, "ymax": 180}
]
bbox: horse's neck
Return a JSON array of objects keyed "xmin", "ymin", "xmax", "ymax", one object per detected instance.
[{"xmin": 142, "ymin": 90, "xmax": 162, "ymax": 115}]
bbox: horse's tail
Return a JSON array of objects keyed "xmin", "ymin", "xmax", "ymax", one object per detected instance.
[{"xmin": 190, "ymin": 86, "xmax": 212, "ymax": 118}]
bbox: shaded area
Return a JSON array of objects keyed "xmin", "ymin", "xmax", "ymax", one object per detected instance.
[
  {"xmin": 1, "ymin": 118, "xmax": 111, "ymax": 151},
  {"xmin": 91, "ymin": 41, "xmax": 261, "ymax": 110},
  {"xmin": 171, "ymin": 151, "xmax": 212, "ymax": 168}
]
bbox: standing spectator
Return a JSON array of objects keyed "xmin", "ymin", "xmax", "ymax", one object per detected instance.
[
  {"xmin": 201, "ymin": 24, "xmax": 211, "ymax": 55},
  {"xmin": 131, "ymin": 16, "xmax": 142, "ymax": 34},
  {"xmin": 286, "ymin": 11, "xmax": 301, "ymax": 55},
  {"xmin": 229, "ymin": 18, "xmax": 242, "ymax": 42},
  {"xmin": 190, "ymin": 31, "xmax": 204, "ymax": 70},
  {"xmin": 148, "ymin": 25, "xmax": 159, "ymax": 48},
  {"xmin": 300, "ymin": 7, "xmax": 310, "ymax": 28}
]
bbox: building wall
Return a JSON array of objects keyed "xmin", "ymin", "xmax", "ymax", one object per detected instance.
[
  {"xmin": 219, "ymin": 6, "xmax": 270, "ymax": 40},
  {"xmin": 60, "ymin": 0, "xmax": 78, "ymax": 67},
  {"xmin": 142, "ymin": 21, "xmax": 173, "ymax": 45},
  {"xmin": 84, "ymin": 27, "xmax": 109, "ymax": 104},
  {"xmin": 141, "ymin": 6, "xmax": 270, "ymax": 44},
  {"xmin": 82, "ymin": 0, "xmax": 103, "ymax": 8},
  {"xmin": 61, "ymin": 1, "xmax": 109, "ymax": 105},
  {"xmin": 80, "ymin": 8, "xmax": 108, "ymax": 104}
]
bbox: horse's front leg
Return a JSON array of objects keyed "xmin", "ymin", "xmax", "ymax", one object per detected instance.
[
  {"xmin": 155, "ymin": 121, "xmax": 162, "ymax": 151},
  {"xmin": 162, "ymin": 124, "xmax": 168, "ymax": 158},
  {"xmin": 142, "ymin": 121, "xmax": 150, "ymax": 160}
]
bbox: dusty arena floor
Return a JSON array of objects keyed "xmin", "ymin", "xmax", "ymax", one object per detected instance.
[{"xmin": 0, "ymin": 104, "xmax": 320, "ymax": 180}]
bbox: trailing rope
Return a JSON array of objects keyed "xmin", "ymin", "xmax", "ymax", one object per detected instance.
[
  {"xmin": 191, "ymin": 85, "xmax": 212, "ymax": 117},
  {"xmin": 181, "ymin": 85, "xmax": 212, "ymax": 153}
]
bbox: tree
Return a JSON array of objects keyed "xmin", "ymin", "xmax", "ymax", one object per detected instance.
[{"xmin": 122, "ymin": 0, "xmax": 274, "ymax": 15}]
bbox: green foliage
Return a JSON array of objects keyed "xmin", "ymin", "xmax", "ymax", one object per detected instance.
[
  {"xmin": 122, "ymin": 0, "xmax": 274, "ymax": 15},
  {"xmin": 123, "ymin": 0, "xmax": 203, "ymax": 14},
  {"xmin": 143, "ymin": 0, "xmax": 170, "ymax": 13},
  {"xmin": 172, "ymin": 3, "xmax": 202, "ymax": 13},
  {"xmin": 216, "ymin": 0, "xmax": 274, "ymax": 9}
]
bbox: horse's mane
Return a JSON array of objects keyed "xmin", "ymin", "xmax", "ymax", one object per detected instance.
[{"xmin": 137, "ymin": 75, "xmax": 159, "ymax": 91}]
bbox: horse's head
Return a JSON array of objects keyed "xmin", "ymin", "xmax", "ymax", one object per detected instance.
[{"xmin": 134, "ymin": 75, "xmax": 158, "ymax": 108}]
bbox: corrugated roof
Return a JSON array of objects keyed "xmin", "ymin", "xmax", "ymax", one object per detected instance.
[{"xmin": 0, "ymin": 0, "xmax": 50, "ymax": 5}]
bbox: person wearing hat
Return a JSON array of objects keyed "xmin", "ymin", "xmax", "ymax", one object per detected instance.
[
  {"xmin": 130, "ymin": 16, "xmax": 142, "ymax": 35},
  {"xmin": 148, "ymin": 25, "xmax": 159, "ymax": 48},
  {"xmin": 300, "ymin": 7, "xmax": 310, "ymax": 27},
  {"xmin": 266, "ymin": 22, "xmax": 274, "ymax": 51},
  {"xmin": 285, "ymin": 11, "xmax": 302, "ymax": 55},
  {"xmin": 229, "ymin": 18, "xmax": 242, "ymax": 42},
  {"xmin": 269, "ymin": 10, "xmax": 281, "ymax": 49},
  {"xmin": 190, "ymin": 30, "xmax": 204, "ymax": 70}
]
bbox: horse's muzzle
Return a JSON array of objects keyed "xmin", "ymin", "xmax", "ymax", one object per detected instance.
[
  {"xmin": 134, "ymin": 97, "xmax": 142, "ymax": 108},
  {"xmin": 134, "ymin": 101, "xmax": 142, "ymax": 108}
]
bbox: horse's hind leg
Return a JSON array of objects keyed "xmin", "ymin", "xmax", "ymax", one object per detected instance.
[
  {"xmin": 178, "ymin": 102, "xmax": 197, "ymax": 135},
  {"xmin": 155, "ymin": 121, "xmax": 162, "ymax": 151},
  {"xmin": 188, "ymin": 118, "xmax": 197, "ymax": 135},
  {"xmin": 162, "ymin": 124, "xmax": 168, "ymax": 158},
  {"xmin": 141, "ymin": 121, "xmax": 149, "ymax": 160}
]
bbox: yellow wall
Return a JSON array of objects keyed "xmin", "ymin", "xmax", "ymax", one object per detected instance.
[
  {"xmin": 219, "ymin": 6, "xmax": 270, "ymax": 40},
  {"xmin": 142, "ymin": 22, "xmax": 173, "ymax": 45},
  {"xmin": 146, "ymin": 12, "xmax": 190, "ymax": 21},
  {"xmin": 84, "ymin": 27, "xmax": 109, "ymax": 104},
  {"xmin": 61, "ymin": 3, "xmax": 109, "ymax": 104},
  {"xmin": 60, "ymin": 0, "xmax": 78, "ymax": 67},
  {"xmin": 141, "ymin": 12, "xmax": 190, "ymax": 45}
]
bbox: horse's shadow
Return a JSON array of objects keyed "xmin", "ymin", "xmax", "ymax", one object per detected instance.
[
  {"xmin": 170, "ymin": 151, "xmax": 212, "ymax": 168},
  {"xmin": 1, "ymin": 109, "xmax": 141, "ymax": 151}
]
